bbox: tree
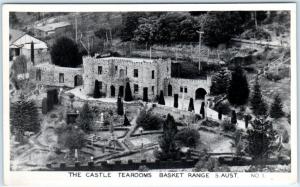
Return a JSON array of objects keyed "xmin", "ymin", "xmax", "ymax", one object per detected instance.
[
  {"xmin": 227, "ymin": 66, "xmax": 250, "ymax": 106},
  {"xmin": 174, "ymin": 128, "xmax": 200, "ymax": 147},
  {"xmin": 250, "ymin": 77, "xmax": 268, "ymax": 116},
  {"xmin": 231, "ymin": 110, "xmax": 237, "ymax": 124},
  {"xmin": 270, "ymin": 94, "xmax": 284, "ymax": 119},
  {"xmin": 143, "ymin": 87, "xmax": 148, "ymax": 102},
  {"xmin": 10, "ymin": 95, "xmax": 40, "ymax": 142},
  {"xmin": 210, "ymin": 68, "xmax": 231, "ymax": 95},
  {"xmin": 133, "ymin": 16, "xmax": 159, "ymax": 45},
  {"xmin": 77, "ymin": 102, "xmax": 94, "ymax": 132},
  {"xmin": 124, "ymin": 82, "xmax": 133, "ymax": 101},
  {"xmin": 188, "ymin": 98, "xmax": 194, "ymax": 112},
  {"xmin": 218, "ymin": 109, "xmax": 222, "ymax": 120},
  {"xmin": 136, "ymin": 109, "xmax": 163, "ymax": 130},
  {"xmin": 50, "ymin": 37, "xmax": 82, "ymax": 67},
  {"xmin": 61, "ymin": 126, "xmax": 85, "ymax": 151},
  {"xmin": 123, "ymin": 114, "xmax": 131, "ymax": 126},
  {"xmin": 93, "ymin": 80, "xmax": 100, "ymax": 98},
  {"xmin": 246, "ymin": 118, "xmax": 277, "ymax": 159},
  {"xmin": 174, "ymin": 94, "xmax": 179, "ymax": 108},
  {"xmin": 121, "ymin": 12, "xmax": 146, "ymax": 41},
  {"xmin": 9, "ymin": 12, "xmax": 19, "ymax": 28},
  {"xmin": 200, "ymin": 102, "xmax": 205, "ymax": 118},
  {"xmin": 117, "ymin": 97, "xmax": 124, "ymax": 115},
  {"xmin": 31, "ymin": 41, "xmax": 35, "ymax": 65},
  {"xmin": 158, "ymin": 90, "xmax": 165, "ymax": 105}
]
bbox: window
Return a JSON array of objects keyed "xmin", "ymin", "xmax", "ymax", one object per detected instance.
[
  {"xmin": 98, "ymin": 66, "xmax": 102, "ymax": 75},
  {"xmin": 134, "ymin": 84, "xmax": 139, "ymax": 93},
  {"xmin": 152, "ymin": 86, "xmax": 155, "ymax": 94},
  {"xmin": 99, "ymin": 81, "xmax": 102, "ymax": 89},
  {"xmin": 180, "ymin": 86, "xmax": 183, "ymax": 92},
  {"xmin": 59, "ymin": 73, "xmax": 64, "ymax": 83},
  {"xmin": 36, "ymin": 69, "xmax": 41, "ymax": 81},
  {"xmin": 134, "ymin": 69, "xmax": 138, "ymax": 77},
  {"xmin": 184, "ymin": 87, "xmax": 188, "ymax": 93},
  {"xmin": 152, "ymin": 70, "xmax": 155, "ymax": 79}
]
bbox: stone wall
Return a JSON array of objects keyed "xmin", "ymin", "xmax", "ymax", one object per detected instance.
[
  {"xmin": 30, "ymin": 63, "xmax": 83, "ymax": 88},
  {"xmin": 82, "ymin": 57, "xmax": 171, "ymax": 100},
  {"xmin": 164, "ymin": 77, "xmax": 211, "ymax": 100}
]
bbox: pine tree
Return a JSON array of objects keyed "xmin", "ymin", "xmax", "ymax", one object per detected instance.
[
  {"xmin": 117, "ymin": 97, "xmax": 124, "ymax": 115},
  {"xmin": 123, "ymin": 114, "xmax": 131, "ymax": 126},
  {"xmin": 158, "ymin": 90, "xmax": 165, "ymax": 105},
  {"xmin": 250, "ymin": 77, "xmax": 268, "ymax": 116},
  {"xmin": 218, "ymin": 109, "xmax": 222, "ymax": 120},
  {"xmin": 124, "ymin": 82, "xmax": 133, "ymax": 101},
  {"xmin": 93, "ymin": 80, "xmax": 101, "ymax": 98},
  {"xmin": 227, "ymin": 66, "xmax": 250, "ymax": 106},
  {"xmin": 143, "ymin": 87, "xmax": 148, "ymax": 102},
  {"xmin": 200, "ymin": 102, "xmax": 205, "ymax": 118},
  {"xmin": 174, "ymin": 94, "xmax": 178, "ymax": 108},
  {"xmin": 210, "ymin": 68, "xmax": 231, "ymax": 95},
  {"xmin": 188, "ymin": 98, "xmax": 194, "ymax": 112},
  {"xmin": 231, "ymin": 110, "xmax": 237, "ymax": 124},
  {"xmin": 77, "ymin": 102, "xmax": 93, "ymax": 132},
  {"xmin": 270, "ymin": 94, "xmax": 284, "ymax": 119}
]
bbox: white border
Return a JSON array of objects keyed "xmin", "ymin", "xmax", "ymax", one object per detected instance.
[{"xmin": 2, "ymin": 3, "xmax": 297, "ymax": 186}]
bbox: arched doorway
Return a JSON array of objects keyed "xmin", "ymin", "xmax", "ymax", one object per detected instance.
[
  {"xmin": 195, "ymin": 88, "xmax": 207, "ymax": 100},
  {"xmin": 111, "ymin": 85, "xmax": 115, "ymax": 97},
  {"xmin": 168, "ymin": 84, "xmax": 172, "ymax": 96},
  {"xmin": 74, "ymin": 75, "xmax": 83, "ymax": 87},
  {"xmin": 118, "ymin": 86, "xmax": 124, "ymax": 97}
]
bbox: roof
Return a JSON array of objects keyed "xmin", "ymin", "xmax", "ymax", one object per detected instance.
[
  {"xmin": 35, "ymin": 22, "xmax": 71, "ymax": 32},
  {"xmin": 99, "ymin": 57, "xmax": 154, "ymax": 63},
  {"xmin": 9, "ymin": 32, "xmax": 48, "ymax": 49},
  {"xmin": 9, "ymin": 29, "xmax": 25, "ymax": 45}
]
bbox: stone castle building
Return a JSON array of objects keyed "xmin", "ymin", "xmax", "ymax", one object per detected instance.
[{"xmin": 31, "ymin": 56, "xmax": 211, "ymax": 101}]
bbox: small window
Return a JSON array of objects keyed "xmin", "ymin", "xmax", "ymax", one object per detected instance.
[
  {"xmin": 59, "ymin": 73, "xmax": 64, "ymax": 83},
  {"xmin": 184, "ymin": 87, "xmax": 187, "ymax": 93},
  {"xmin": 98, "ymin": 66, "xmax": 102, "ymax": 75},
  {"xmin": 134, "ymin": 84, "xmax": 139, "ymax": 93},
  {"xmin": 152, "ymin": 70, "xmax": 155, "ymax": 79},
  {"xmin": 99, "ymin": 81, "xmax": 102, "ymax": 89},
  {"xmin": 180, "ymin": 87, "xmax": 183, "ymax": 92},
  {"xmin": 134, "ymin": 69, "xmax": 138, "ymax": 77}
]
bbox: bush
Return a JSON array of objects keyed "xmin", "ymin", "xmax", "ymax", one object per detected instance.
[
  {"xmin": 215, "ymin": 102, "xmax": 231, "ymax": 115},
  {"xmin": 222, "ymin": 119, "xmax": 236, "ymax": 132},
  {"xmin": 124, "ymin": 82, "xmax": 133, "ymax": 101},
  {"xmin": 188, "ymin": 98, "xmax": 194, "ymax": 112},
  {"xmin": 241, "ymin": 27, "xmax": 271, "ymax": 40},
  {"xmin": 174, "ymin": 94, "xmax": 178, "ymax": 108},
  {"xmin": 136, "ymin": 109, "xmax": 163, "ymax": 130},
  {"xmin": 201, "ymin": 119, "xmax": 220, "ymax": 128},
  {"xmin": 117, "ymin": 97, "xmax": 124, "ymax": 115},
  {"xmin": 50, "ymin": 113, "xmax": 57, "ymax": 118},
  {"xmin": 42, "ymin": 97, "xmax": 48, "ymax": 114},
  {"xmin": 174, "ymin": 128, "xmax": 200, "ymax": 147}
]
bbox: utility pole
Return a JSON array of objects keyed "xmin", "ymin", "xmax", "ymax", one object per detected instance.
[{"xmin": 197, "ymin": 31, "xmax": 204, "ymax": 72}]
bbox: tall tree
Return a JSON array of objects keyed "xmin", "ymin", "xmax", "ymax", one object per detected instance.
[
  {"xmin": 188, "ymin": 98, "xmax": 194, "ymax": 112},
  {"xmin": 117, "ymin": 97, "xmax": 124, "ymax": 115},
  {"xmin": 210, "ymin": 68, "xmax": 231, "ymax": 95},
  {"xmin": 270, "ymin": 94, "xmax": 284, "ymax": 119},
  {"xmin": 123, "ymin": 114, "xmax": 131, "ymax": 126},
  {"xmin": 77, "ymin": 102, "xmax": 94, "ymax": 132},
  {"xmin": 250, "ymin": 77, "xmax": 268, "ymax": 116},
  {"xmin": 50, "ymin": 37, "xmax": 82, "ymax": 67},
  {"xmin": 227, "ymin": 66, "xmax": 250, "ymax": 106},
  {"xmin": 93, "ymin": 80, "xmax": 101, "ymax": 98},
  {"xmin": 124, "ymin": 82, "xmax": 133, "ymax": 101},
  {"xmin": 158, "ymin": 90, "xmax": 165, "ymax": 105},
  {"xmin": 231, "ymin": 110, "xmax": 237, "ymax": 124},
  {"xmin": 173, "ymin": 94, "xmax": 179, "ymax": 108},
  {"xmin": 121, "ymin": 12, "xmax": 146, "ymax": 41},
  {"xmin": 200, "ymin": 102, "xmax": 205, "ymax": 118}
]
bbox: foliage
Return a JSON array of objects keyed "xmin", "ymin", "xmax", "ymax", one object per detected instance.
[
  {"xmin": 188, "ymin": 98, "xmax": 194, "ymax": 112},
  {"xmin": 250, "ymin": 77, "xmax": 268, "ymax": 116},
  {"xmin": 143, "ymin": 87, "xmax": 148, "ymax": 102},
  {"xmin": 124, "ymin": 82, "xmax": 133, "ymax": 101},
  {"xmin": 42, "ymin": 97, "xmax": 48, "ymax": 114},
  {"xmin": 201, "ymin": 119, "xmax": 220, "ymax": 128},
  {"xmin": 215, "ymin": 101, "xmax": 231, "ymax": 115},
  {"xmin": 200, "ymin": 102, "xmax": 205, "ymax": 118},
  {"xmin": 10, "ymin": 95, "xmax": 40, "ymax": 143},
  {"xmin": 117, "ymin": 97, "xmax": 124, "ymax": 115},
  {"xmin": 9, "ymin": 12, "xmax": 19, "ymax": 28},
  {"xmin": 121, "ymin": 12, "xmax": 146, "ymax": 41},
  {"xmin": 136, "ymin": 109, "xmax": 163, "ymax": 130},
  {"xmin": 123, "ymin": 114, "xmax": 131, "ymax": 126},
  {"xmin": 158, "ymin": 90, "xmax": 165, "ymax": 105},
  {"xmin": 241, "ymin": 26, "xmax": 271, "ymax": 40},
  {"xmin": 227, "ymin": 66, "xmax": 250, "ymax": 106},
  {"xmin": 174, "ymin": 128, "xmax": 200, "ymax": 147},
  {"xmin": 173, "ymin": 94, "xmax": 179, "ymax": 108},
  {"xmin": 47, "ymin": 88, "xmax": 58, "ymax": 112},
  {"xmin": 270, "ymin": 94, "xmax": 284, "ymax": 119},
  {"xmin": 12, "ymin": 55, "xmax": 27, "ymax": 75},
  {"xmin": 93, "ymin": 80, "xmax": 101, "ymax": 98},
  {"xmin": 231, "ymin": 110, "xmax": 237, "ymax": 124},
  {"xmin": 77, "ymin": 102, "xmax": 94, "ymax": 132},
  {"xmin": 50, "ymin": 37, "xmax": 82, "ymax": 68},
  {"xmin": 222, "ymin": 118, "xmax": 236, "ymax": 132},
  {"xmin": 246, "ymin": 118, "xmax": 277, "ymax": 159},
  {"xmin": 210, "ymin": 68, "xmax": 231, "ymax": 95},
  {"xmin": 59, "ymin": 126, "xmax": 85, "ymax": 151}
]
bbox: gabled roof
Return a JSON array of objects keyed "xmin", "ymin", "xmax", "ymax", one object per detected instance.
[{"xmin": 9, "ymin": 29, "xmax": 25, "ymax": 45}]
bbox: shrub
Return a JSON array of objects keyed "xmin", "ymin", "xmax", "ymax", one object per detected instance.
[
  {"xmin": 50, "ymin": 113, "xmax": 57, "ymax": 118},
  {"xmin": 215, "ymin": 102, "xmax": 231, "ymax": 115},
  {"xmin": 158, "ymin": 90, "xmax": 165, "ymax": 105},
  {"xmin": 200, "ymin": 102, "xmax": 205, "ymax": 118},
  {"xmin": 123, "ymin": 114, "xmax": 131, "ymax": 126},
  {"xmin": 222, "ymin": 118, "xmax": 236, "ymax": 132},
  {"xmin": 77, "ymin": 102, "xmax": 94, "ymax": 132},
  {"xmin": 201, "ymin": 119, "xmax": 220, "ymax": 128},
  {"xmin": 270, "ymin": 94, "xmax": 285, "ymax": 119},
  {"xmin": 174, "ymin": 94, "xmax": 178, "ymax": 108},
  {"xmin": 175, "ymin": 128, "xmax": 200, "ymax": 147},
  {"xmin": 42, "ymin": 97, "xmax": 48, "ymax": 114},
  {"xmin": 266, "ymin": 72, "xmax": 282, "ymax": 82},
  {"xmin": 231, "ymin": 110, "xmax": 237, "ymax": 124},
  {"xmin": 117, "ymin": 97, "xmax": 124, "ymax": 115},
  {"xmin": 124, "ymin": 82, "xmax": 133, "ymax": 101},
  {"xmin": 136, "ymin": 109, "xmax": 163, "ymax": 130},
  {"xmin": 188, "ymin": 98, "xmax": 194, "ymax": 112},
  {"xmin": 47, "ymin": 88, "xmax": 58, "ymax": 111}
]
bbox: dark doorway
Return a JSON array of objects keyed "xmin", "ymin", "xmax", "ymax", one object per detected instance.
[
  {"xmin": 74, "ymin": 75, "xmax": 83, "ymax": 87},
  {"xmin": 15, "ymin": 48, "xmax": 20, "ymax": 56},
  {"xmin": 118, "ymin": 86, "xmax": 124, "ymax": 97},
  {"xmin": 168, "ymin": 84, "xmax": 172, "ymax": 96},
  {"xmin": 195, "ymin": 88, "xmax": 207, "ymax": 100},
  {"xmin": 111, "ymin": 85, "xmax": 115, "ymax": 97},
  {"xmin": 143, "ymin": 87, "xmax": 148, "ymax": 102}
]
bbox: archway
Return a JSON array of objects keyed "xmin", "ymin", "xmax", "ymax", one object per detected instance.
[
  {"xmin": 195, "ymin": 88, "xmax": 207, "ymax": 100},
  {"xmin": 74, "ymin": 75, "xmax": 83, "ymax": 87},
  {"xmin": 168, "ymin": 84, "xmax": 172, "ymax": 96},
  {"xmin": 111, "ymin": 85, "xmax": 115, "ymax": 97}
]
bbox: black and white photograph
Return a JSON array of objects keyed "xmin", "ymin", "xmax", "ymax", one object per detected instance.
[{"xmin": 3, "ymin": 3, "xmax": 297, "ymax": 186}]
